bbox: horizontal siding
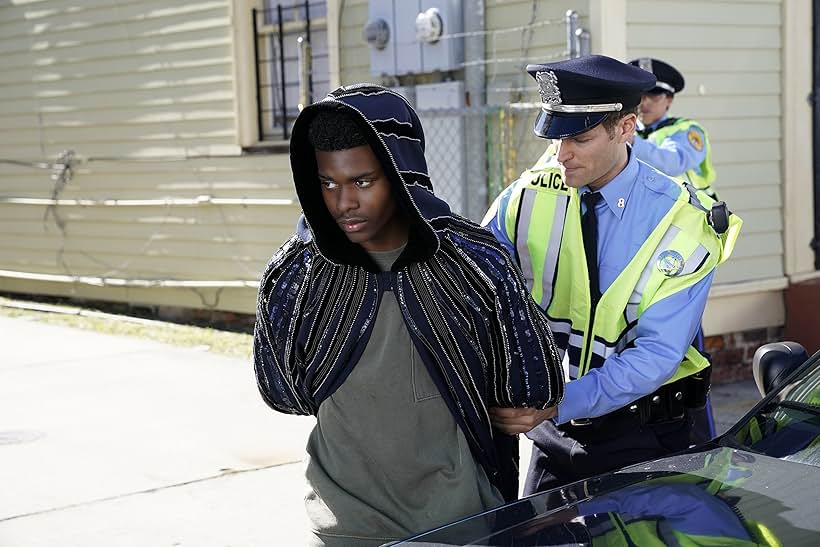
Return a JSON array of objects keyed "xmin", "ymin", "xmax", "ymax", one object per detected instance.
[
  {"xmin": 0, "ymin": 277, "xmax": 256, "ymax": 314},
  {"xmin": 627, "ymin": 0, "xmax": 783, "ymax": 287},
  {"xmin": 0, "ymin": 1, "xmax": 298, "ymax": 315},
  {"xmin": 0, "ymin": 0, "xmax": 237, "ymax": 160},
  {"xmin": 0, "ymin": 153, "xmax": 298, "ymax": 283}
]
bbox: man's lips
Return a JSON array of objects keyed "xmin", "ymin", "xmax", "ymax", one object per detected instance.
[{"xmin": 338, "ymin": 218, "xmax": 367, "ymax": 232}]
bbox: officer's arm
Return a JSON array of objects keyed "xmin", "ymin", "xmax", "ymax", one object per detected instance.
[
  {"xmin": 554, "ymin": 270, "xmax": 714, "ymax": 424},
  {"xmin": 631, "ymin": 127, "xmax": 707, "ymax": 177}
]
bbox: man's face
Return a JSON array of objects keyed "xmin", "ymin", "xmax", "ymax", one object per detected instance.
[
  {"xmin": 639, "ymin": 92, "xmax": 673, "ymax": 126},
  {"xmin": 316, "ymin": 144, "xmax": 408, "ymax": 252},
  {"xmin": 553, "ymin": 114, "xmax": 636, "ymax": 190}
]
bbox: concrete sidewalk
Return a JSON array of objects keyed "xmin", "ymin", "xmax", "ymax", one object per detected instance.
[
  {"xmin": 0, "ymin": 315, "xmax": 314, "ymax": 546},
  {"xmin": 0, "ymin": 315, "xmax": 763, "ymax": 546}
]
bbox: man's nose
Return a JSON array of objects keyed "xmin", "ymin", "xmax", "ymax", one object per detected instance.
[{"xmin": 337, "ymin": 185, "xmax": 358, "ymax": 213}]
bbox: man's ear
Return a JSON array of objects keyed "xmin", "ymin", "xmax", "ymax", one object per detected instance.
[{"xmin": 619, "ymin": 113, "xmax": 638, "ymax": 144}]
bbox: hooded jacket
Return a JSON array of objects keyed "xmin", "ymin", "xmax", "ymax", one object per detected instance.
[{"xmin": 253, "ymin": 84, "xmax": 563, "ymax": 497}]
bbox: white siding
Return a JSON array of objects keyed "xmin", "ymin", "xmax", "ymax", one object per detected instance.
[
  {"xmin": 627, "ymin": 0, "xmax": 784, "ymax": 286},
  {"xmin": 0, "ymin": 0, "xmax": 300, "ymax": 314}
]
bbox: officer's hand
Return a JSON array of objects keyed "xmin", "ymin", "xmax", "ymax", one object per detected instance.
[{"xmin": 489, "ymin": 406, "xmax": 557, "ymax": 434}]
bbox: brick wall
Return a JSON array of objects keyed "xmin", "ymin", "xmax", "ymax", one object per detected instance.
[{"xmin": 705, "ymin": 326, "xmax": 784, "ymax": 384}]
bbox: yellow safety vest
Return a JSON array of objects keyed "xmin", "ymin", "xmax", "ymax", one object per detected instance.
[
  {"xmin": 488, "ymin": 157, "xmax": 741, "ymax": 383},
  {"xmin": 646, "ymin": 118, "xmax": 718, "ymax": 201}
]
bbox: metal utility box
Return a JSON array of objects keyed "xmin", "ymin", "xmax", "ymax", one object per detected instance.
[{"xmin": 364, "ymin": 0, "xmax": 464, "ymax": 77}]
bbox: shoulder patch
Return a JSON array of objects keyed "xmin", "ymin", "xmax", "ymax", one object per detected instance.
[{"xmin": 687, "ymin": 129, "xmax": 704, "ymax": 151}]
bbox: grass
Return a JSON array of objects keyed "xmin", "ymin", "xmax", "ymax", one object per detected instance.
[{"xmin": 0, "ymin": 298, "xmax": 253, "ymax": 360}]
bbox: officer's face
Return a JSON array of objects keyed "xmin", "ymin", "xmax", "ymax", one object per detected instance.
[
  {"xmin": 639, "ymin": 92, "xmax": 673, "ymax": 126},
  {"xmin": 554, "ymin": 114, "xmax": 636, "ymax": 190},
  {"xmin": 316, "ymin": 144, "xmax": 409, "ymax": 252}
]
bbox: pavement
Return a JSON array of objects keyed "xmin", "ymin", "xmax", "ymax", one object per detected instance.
[{"xmin": 0, "ymin": 314, "xmax": 763, "ymax": 546}]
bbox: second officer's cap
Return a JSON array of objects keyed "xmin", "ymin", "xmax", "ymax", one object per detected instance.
[
  {"xmin": 526, "ymin": 54, "xmax": 656, "ymax": 139},
  {"xmin": 628, "ymin": 57, "xmax": 685, "ymax": 95}
]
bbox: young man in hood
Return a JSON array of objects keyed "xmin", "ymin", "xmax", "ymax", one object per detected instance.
[{"xmin": 253, "ymin": 85, "xmax": 564, "ymax": 546}]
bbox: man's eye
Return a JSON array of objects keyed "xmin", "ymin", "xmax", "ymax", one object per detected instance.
[
  {"xmin": 320, "ymin": 180, "xmax": 337, "ymax": 189},
  {"xmin": 356, "ymin": 179, "xmax": 373, "ymax": 188}
]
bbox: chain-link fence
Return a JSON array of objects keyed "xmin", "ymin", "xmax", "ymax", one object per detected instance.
[{"xmin": 417, "ymin": 102, "xmax": 544, "ymax": 222}]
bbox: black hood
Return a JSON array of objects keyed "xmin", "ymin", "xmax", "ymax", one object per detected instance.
[{"xmin": 289, "ymin": 84, "xmax": 452, "ymax": 270}]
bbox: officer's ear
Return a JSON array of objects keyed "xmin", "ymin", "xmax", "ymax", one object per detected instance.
[{"xmin": 617, "ymin": 113, "xmax": 638, "ymax": 144}]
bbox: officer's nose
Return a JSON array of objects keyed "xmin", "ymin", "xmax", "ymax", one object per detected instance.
[{"xmin": 556, "ymin": 140, "xmax": 572, "ymax": 164}]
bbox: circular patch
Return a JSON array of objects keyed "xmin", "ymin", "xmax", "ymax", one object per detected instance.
[
  {"xmin": 656, "ymin": 250, "xmax": 685, "ymax": 277},
  {"xmin": 687, "ymin": 129, "xmax": 703, "ymax": 151}
]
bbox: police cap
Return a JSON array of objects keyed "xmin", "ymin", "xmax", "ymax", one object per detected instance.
[
  {"xmin": 629, "ymin": 57, "xmax": 685, "ymax": 95},
  {"xmin": 526, "ymin": 54, "xmax": 656, "ymax": 139}
]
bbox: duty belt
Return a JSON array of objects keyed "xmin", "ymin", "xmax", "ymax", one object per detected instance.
[{"xmin": 567, "ymin": 377, "xmax": 689, "ymax": 429}]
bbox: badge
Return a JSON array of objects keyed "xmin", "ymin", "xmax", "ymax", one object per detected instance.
[
  {"xmin": 637, "ymin": 57, "xmax": 653, "ymax": 73},
  {"xmin": 535, "ymin": 70, "xmax": 561, "ymax": 107},
  {"xmin": 656, "ymin": 250, "xmax": 685, "ymax": 277},
  {"xmin": 687, "ymin": 130, "xmax": 703, "ymax": 151}
]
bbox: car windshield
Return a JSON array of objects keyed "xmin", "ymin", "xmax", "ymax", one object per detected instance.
[{"xmin": 726, "ymin": 354, "xmax": 820, "ymax": 467}]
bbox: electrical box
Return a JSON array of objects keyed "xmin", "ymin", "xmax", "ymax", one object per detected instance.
[
  {"xmin": 419, "ymin": 0, "xmax": 463, "ymax": 73},
  {"xmin": 394, "ymin": 1, "xmax": 423, "ymax": 75},
  {"xmin": 363, "ymin": 1, "xmax": 397, "ymax": 76},
  {"xmin": 364, "ymin": 0, "xmax": 464, "ymax": 77}
]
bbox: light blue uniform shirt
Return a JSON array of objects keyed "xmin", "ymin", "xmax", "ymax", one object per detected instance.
[
  {"xmin": 631, "ymin": 114, "xmax": 707, "ymax": 178},
  {"xmin": 484, "ymin": 151, "xmax": 714, "ymax": 424}
]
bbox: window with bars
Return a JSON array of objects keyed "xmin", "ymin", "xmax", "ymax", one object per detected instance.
[{"xmin": 252, "ymin": 1, "xmax": 330, "ymax": 141}]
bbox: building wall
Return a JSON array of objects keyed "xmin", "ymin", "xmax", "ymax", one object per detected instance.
[
  {"xmin": 0, "ymin": 0, "xmax": 299, "ymax": 314},
  {"xmin": 624, "ymin": 0, "xmax": 787, "ymax": 335}
]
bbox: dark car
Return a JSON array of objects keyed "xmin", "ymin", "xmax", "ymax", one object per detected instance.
[{"xmin": 395, "ymin": 342, "xmax": 820, "ymax": 546}]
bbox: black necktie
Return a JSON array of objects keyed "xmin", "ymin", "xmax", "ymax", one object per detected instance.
[{"xmin": 581, "ymin": 192, "xmax": 603, "ymax": 305}]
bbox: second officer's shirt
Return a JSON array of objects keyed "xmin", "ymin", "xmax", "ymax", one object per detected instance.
[{"xmin": 631, "ymin": 114, "xmax": 707, "ymax": 178}]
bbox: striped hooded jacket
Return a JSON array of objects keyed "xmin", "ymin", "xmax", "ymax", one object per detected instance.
[{"xmin": 253, "ymin": 84, "xmax": 563, "ymax": 497}]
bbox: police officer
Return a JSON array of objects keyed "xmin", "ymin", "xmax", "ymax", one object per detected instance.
[
  {"xmin": 628, "ymin": 57, "xmax": 718, "ymax": 201},
  {"xmin": 483, "ymin": 55, "xmax": 741, "ymax": 494}
]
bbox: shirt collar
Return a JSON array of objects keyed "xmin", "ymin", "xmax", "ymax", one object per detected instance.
[
  {"xmin": 581, "ymin": 150, "xmax": 638, "ymax": 220},
  {"xmin": 647, "ymin": 114, "xmax": 669, "ymax": 131}
]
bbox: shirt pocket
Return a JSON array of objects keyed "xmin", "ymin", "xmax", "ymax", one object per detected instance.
[{"xmin": 412, "ymin": 348, "xmax": 442, "ymax": 402}]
